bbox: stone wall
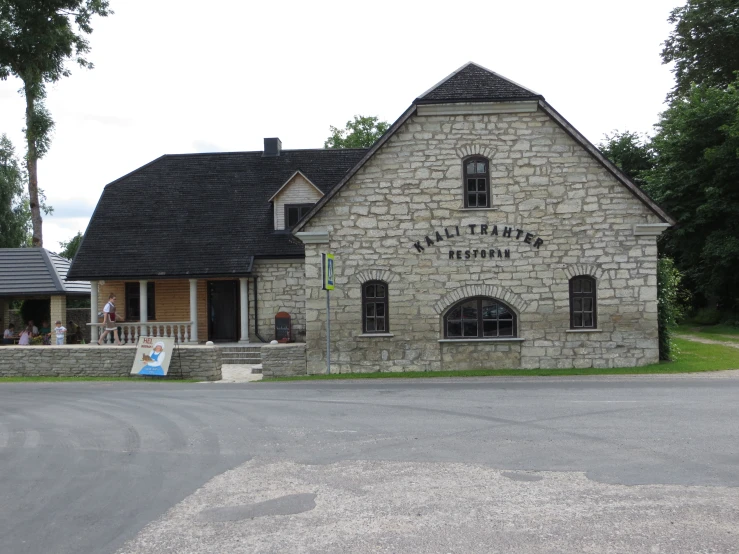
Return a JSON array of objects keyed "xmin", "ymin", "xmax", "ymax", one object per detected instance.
[
  {"xmin": 252, "ymin": 260, "xmax": 306, "ymax": 342},
  {"xmin": 261, "ymin": 343, "xmax": 307, "ymax": 377},
  {"xmin": 0, "ymin": 345, "xmax": 222, "ymax": 380},
  {"xmin": 301, "ymin": 106, "xmax": 663, "ymax": 373}
]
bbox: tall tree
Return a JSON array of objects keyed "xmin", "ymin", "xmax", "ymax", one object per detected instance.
[
  {"xmin": 58, "ymin": 231, "xmax": 83, "ymax": 260},
  {"xmin": 645, "ymin": 80, "xmax": 739, "ymax": 309},
  {"xmin": 0, "ymin": 134, "xmax": 28, "ymax": 247},
  {"xmin": 662, "ymin": 0, "xmax": 739, "ymax": 97},
  {"xmin": 598, "ymin": 131, "xmax": 654, "ymax": 188},
  {"xmin": 325, "ymin": 115, "xmax": 390, "ymax": 149},
  {"xmin": 0, "ymin": 0, "xmax": 112, "ymax": 247}
]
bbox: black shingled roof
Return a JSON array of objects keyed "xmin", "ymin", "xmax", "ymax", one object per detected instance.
[
  {"xmin": 416, "ymin": 62, "xmax": 541, "ymax": 104},
  {"xmin": 67, "ymin": 149, "xmax": 367, "ymax": 280},
  {"xmin": 0, "ymin": 248, "xmax": 90, "ymax": 297}
]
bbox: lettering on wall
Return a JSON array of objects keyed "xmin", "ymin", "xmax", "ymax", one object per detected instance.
[{"xmin": 411, "ymin": 224, "xmax": 545, "ymax": 259}]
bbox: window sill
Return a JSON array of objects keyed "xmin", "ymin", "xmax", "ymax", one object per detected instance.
[
  {"xmin": 358, "ymin": 333, "xmax": 394, "ymax": 338},
  {"xmin": 566, "ymin": 329, "xmax": 603, "ymax": 333},
  {"xmin": 438, "ymin": 338, "xmax": 524, "ymax": 343},
  {"xmin": 460, "ymin": 207, "xmax": 498, "ymax": 211}
]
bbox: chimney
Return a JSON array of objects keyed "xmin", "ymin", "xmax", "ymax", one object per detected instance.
[{"xmin": 263, "ymin": 137, "xmax": 282, "ymax": 157}]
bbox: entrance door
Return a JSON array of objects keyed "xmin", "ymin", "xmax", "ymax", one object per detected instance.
[{"xmin": 207, "ymin": 280, "xmax": 239, "ymax": 341}]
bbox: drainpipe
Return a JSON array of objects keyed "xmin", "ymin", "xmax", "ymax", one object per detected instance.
[{"xmin": 253, "ymin": 275, "xmax": 268, "ymax": 343}]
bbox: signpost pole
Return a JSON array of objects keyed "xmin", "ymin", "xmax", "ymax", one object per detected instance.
[{"xmin": 326, "ymin": 288, "xmax": 331, "ymax": 374}]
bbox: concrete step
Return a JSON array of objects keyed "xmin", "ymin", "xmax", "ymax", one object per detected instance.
[{"xmin": 222, "ymin": 353, "xmax": 261, "ymax": 361}]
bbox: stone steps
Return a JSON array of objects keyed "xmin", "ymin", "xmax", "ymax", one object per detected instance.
[{"xmin": 219, "ymin": 346, "xmax": 262, "ymax": 364}]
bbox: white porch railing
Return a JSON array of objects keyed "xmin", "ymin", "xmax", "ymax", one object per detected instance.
[{"xmin": 88, "ymin": 322, "xmax": 194, "ymax": 344}]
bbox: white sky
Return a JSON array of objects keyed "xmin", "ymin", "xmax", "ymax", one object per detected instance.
[{"xmin": 0, "ymin": 0, "xmax": 682, "ymax": 252}]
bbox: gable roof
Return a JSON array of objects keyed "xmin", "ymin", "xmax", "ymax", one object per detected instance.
[
  {"xmin": 295, "ymin": 62, "xmax": 674, "ymax": 231},
  {"xmin": 267, "ymin": 170, "xmax": 324, "ymax": 203},
  {"xmin": 416, "ymin": 62, "xmax": 542, "ymax": 104},
  {"xmin": 0, "ymin": 248, "xmax": 90, "ymax": 298},
  {"xmin": 67, "ymin": 148, "xmax": 367, "ymax": 281}
]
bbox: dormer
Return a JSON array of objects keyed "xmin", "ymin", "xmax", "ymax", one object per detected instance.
[{"xmin": 269, "ymin": 170, "xmax": 324, "ymax": 231}]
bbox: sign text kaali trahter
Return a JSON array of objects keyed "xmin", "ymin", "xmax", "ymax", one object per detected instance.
[{"xmin": 412, "ymin": 224, "xmax": 544, "ymax": 260}]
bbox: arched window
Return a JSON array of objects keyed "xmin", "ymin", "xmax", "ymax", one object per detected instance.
[
  {"xmin": 570, "ymin": 276, "xmax": 597, "ymax": 329},
  {"xmin": 444, "ymin": 297, "xmax": 516, "ymax": 339},
  {"xmin": 362, "ymin": 281, "xmax": 388, "ymax": 333},
  {"xmin": 463, "ymin": 156, "xmax": 490, "ymax": 208}
]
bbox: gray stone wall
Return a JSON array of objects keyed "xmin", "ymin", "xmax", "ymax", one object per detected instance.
[
  {"xmin": 261, "ymin": 343, "xmax": 307, "ymax": 377},
  {"xmin": 0, "ymin": 345, "xmax": 222, "ymax": 380},
  {"xmin": 301, "ymin": 107, "xmax": 663, "ymax": 373},
  {"xmin": 251, "ymin": 260, "xmax": 306, "ymax": 342}
]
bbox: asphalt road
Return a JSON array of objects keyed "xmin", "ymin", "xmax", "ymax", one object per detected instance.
[{"xmin": 1, "ymin": 374, "xmax": 738, "ymax": 553}]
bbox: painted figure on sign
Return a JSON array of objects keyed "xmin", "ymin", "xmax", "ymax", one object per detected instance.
[{"xmin": 138, "ymin": 341, "xmax": 166, "ymax": 375}]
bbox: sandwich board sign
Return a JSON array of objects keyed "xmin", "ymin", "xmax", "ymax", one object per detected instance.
[
  {"xmin": 131, "ymin": 335, "xmax": 175, "ymax": 376},
  {"xmin": 322, "ymin": 253, "xmax": 335, "ymax": 290}
]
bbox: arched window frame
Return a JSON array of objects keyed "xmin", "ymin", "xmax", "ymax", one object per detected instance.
[
  {"xmin": 362, "ymin": 280, "xmax": 389, "ymax": 334},
  {"xmin": 443, "ymin": 296, "xmax": 517, "ymax": 339},
  {"xmin": 463, "ymin": 156, "xmax": 491, "ymax": 208},
  {"xmin": 569, "ymin": 276, "xmax": 597, "ymax": 329}
]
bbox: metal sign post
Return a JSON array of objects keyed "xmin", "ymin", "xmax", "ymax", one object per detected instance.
[{"xmin": 322, "ymin": 253, "xmax": 335, "ymax": 374}]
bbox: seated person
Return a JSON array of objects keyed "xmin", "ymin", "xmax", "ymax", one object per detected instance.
[{"xmin": 2, "ymin": 323, "xmax": 15, "ymax": 345}]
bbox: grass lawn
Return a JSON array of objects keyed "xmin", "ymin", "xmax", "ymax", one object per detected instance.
[
  {"xmin": 676, "ymin": 323, "xmax": 739, "ymax": 344},
  {"xmin": 262, "ymin": 338, "xmax": 739, "ymax": 382}
]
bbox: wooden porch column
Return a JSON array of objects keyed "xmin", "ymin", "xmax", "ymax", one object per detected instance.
[
  {"xmin": 139, "ymin": 280, "xmax": 148, "ymax": 336},
  {"xmin": 90, "ymin": 281, "xmax": 98, "ymax": 341},
  {"xmin": 189, "ymin": 279, "xmax": 198, "ymax": 343},
  {"xmin": 239, "ymin": 277, "xmax": 249, "ymax": 343}
]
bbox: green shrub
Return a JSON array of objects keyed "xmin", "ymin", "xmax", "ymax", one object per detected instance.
[
  {"xmin": 657, "ymin": 257, "xmax": 687, "ymax": 360},
  {"xmin": 691, "ymin": 308, "xmax": 723, "ymax": 326}
]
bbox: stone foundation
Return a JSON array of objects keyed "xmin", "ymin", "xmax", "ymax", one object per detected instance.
[
  {"xmin": 261, "ymin": 343, "xmax": 307, "ymax": 377},
  {"xmin": 0, "ymin": 345, "xmax": 222, "ymax": 380}
]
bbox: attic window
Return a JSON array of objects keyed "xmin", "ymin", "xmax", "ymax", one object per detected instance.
[{"xmin": 285, "ymin": 204, "xmax": 314, "ymax": 228}]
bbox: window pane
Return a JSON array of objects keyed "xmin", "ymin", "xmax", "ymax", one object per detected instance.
[
  {"xmin": 583, "ymin": 298, "xmax": 593, "ymax": 311},
  {"xmin": 447, "ymin": 321, "xmax": 462, "ymax": 337},
  {"xmin": 574, "ymin": 313, "xmax": 583, "ymax": 327},
  {"xmin": 299, "ymin": 205, "xmax": 312, "ymax": 218},
  {"xmin": 499, "ymin": 319, "xmax": 513, "ymax": 336},
  {"xmin": 583, "ymin": 279, "xmax": 592, "ymax": 293},
  {"xmin": 483, "ymin": 320, "xmax": 497, "ymax": 337},
  {"xmin": 482, "ymin": 302, "xmax": 498, "ymax": 319},
  {"xmin": 583, "ymin": 313, "xmax": 593, "ymax": 327},
  {"xmin": 477, "ymin": 178, "xmax": 486, "ymax": 191},
  {"xmin": 447, "ymin": 306, "xmax": 461, "ymax": 320},
  {"xmin": 376, "ymin": 285, "xmax": 385, "ymax": 298},
  {"xmin": 477, "ymin": 162, "xmax": 486, "ymax": 173},
  {"xmin": 477, "ymin": 193, "xmax": 486, "ymax": 206},
  {"xmin": 467, "ymin": 179, "xmax": 477, "ymax": 192},
  {"xmin": 468, "ymin": 194, "xmax": 477, "ymax": 207},
  {"xmin": 573, "ymin": 279, "xmax": 582, "ymax": 293},
  {"xmin": 463, "ymin": 321, "xmax": 478, "ymax": 337},
  {"xmin": 375, "ymin": 303, "xmax": 385, "ymax": 317},
  {"xmin": 498, "ymin": 306, "xmax": 512, "ymax": 320},
  {"xmin": 366, "ymin": 318, "xmax": 375, "ymax": 332},
  {"xmin": 573, "ymin": 298, "xmax": 582, "ymax": 311},
  {"xmin": 467, "ymin": 162, "xmax": 475, "ymax": 174},
  {"xmin": 376, "ymin": 317, "xmax": 385, "ymax": 332},
  {"xmin": 366, "ymin": 303, "xmax": 375, "ymax": 317},
  {"xmin": 462, "ymin": 301, "xmax": 478, "ymax": 319}
]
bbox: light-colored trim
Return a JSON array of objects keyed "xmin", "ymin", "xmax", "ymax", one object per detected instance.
[
  {"xmin": 538, "ymin": 100, "xmax": 675, "ymax": 225},
  {"xmin": 416, "ymin": 61, "xmax": 541, "ymax": 100},
  {"xmin": 358, "ymin": 333, "xmax": 395, "ymax": 338},
  {"xmin": 267, "ymin": 170, "xmax": 324, "ymax": 203},
  {"xmin": 417, "ymin": 101, "xmax": 538, "ymax": 116},
  {"xmin": 634, "ymin": 223, "xmax": 671, "ymax": 236},
  {"xmin": 460, "ymin": 207, "xmax": 499, "ymax": 212},
  {"xmin": 438, "ymin": 338, "xmax": 524, "ymax": 343},
  {"xmin": 565, "ymin": 328, "xmax": 603, "ymax": 333},
  {"xmin": 355, "ymin": 269, "xmax": 398, "ymax": 284},
  {"xmin": 563, "ymin": 265, "xmax": 604, "ymax": 281},
  {"xmin": 293, "ymin": 104, "xmax": 418, "ymax": 233},
  {"xmin": 294, "ymin": 231, "xmax": 329, "ymax": 244}
]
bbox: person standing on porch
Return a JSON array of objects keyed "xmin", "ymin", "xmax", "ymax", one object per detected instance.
[{"xmin": 98, "ymin": 293, "xmax": 122, "ymax": 345}]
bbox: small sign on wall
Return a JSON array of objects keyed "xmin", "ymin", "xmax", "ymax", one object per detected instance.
[{"xmin": 131, "ymin": 336, "xmax": 174, "ymax": 376}]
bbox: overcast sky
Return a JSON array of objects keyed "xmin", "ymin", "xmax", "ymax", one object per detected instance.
[{"xmin": 0, "ymin": 0, "xmax": 683, "ymax": 252}]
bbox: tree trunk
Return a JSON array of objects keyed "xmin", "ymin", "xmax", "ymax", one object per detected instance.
[{"xmin": 24, "ymin": 83, "xmax": 43, "ymax": 248}]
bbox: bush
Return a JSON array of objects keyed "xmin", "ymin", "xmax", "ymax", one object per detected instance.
[
  {"xmin": 657, "ymin": 257, "xmax": 687, "ymax": 361},
  {"xmin": 692, "ymin": 307, "xmax": 723, "ymax": 326}
]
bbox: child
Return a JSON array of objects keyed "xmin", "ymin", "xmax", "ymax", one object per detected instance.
[
  {"xmin": 97, "ymin": 293, "xmax": 122, "ymax": 345},
  {"xmin": 3, "ymin": 323, "xmax": 15, "ymax": 345},
  {"xmin": 54, "ymin": 321, "xmax": 67, "ymax": 346},
  {"xmin": 18, "ymin": 325, "xmax": 32, "ymax": 345}
]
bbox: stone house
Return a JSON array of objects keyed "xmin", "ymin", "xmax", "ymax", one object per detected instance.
[{"xmin": 69, "ymin": 62, "xmax": 673, "ymax": 371}]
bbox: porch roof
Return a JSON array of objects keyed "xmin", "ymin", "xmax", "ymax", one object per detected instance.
[
  {"xmin": 0, "ymin": 248, "xmax": 91, "ymax": 298},
  {"xmin": 68, "ymin": 148, "xmax": 365, "ymax": 281}
]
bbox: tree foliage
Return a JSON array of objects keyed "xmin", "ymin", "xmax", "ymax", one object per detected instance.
[
  {"xmin": 657, "ymin": 257, "xmax": 687, "ymax": 360},
  {"xmin": 324, "ymin": 115, "xmax": 389, "ymax": 149},
  {"xmin": 0, "ymin": 0, "xmax": 112, "ymax": 246},
  {"xmin": 662, "ymin": 0, "xmax": 739, "ymax": 97},
  {"xmin": 58, "ymin": 231, "xmax": 83, "ymax": 260},
  {"xmin": 0, "ymin": 134, "xmax": 28, "ymax": 248},
  {"xmin": 598, "ymin": 131, "xmax": 654, "ymax": 188},
  {"xmin": 645, "ymin": 80, "xmax": 739, "ymax": 309}
]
